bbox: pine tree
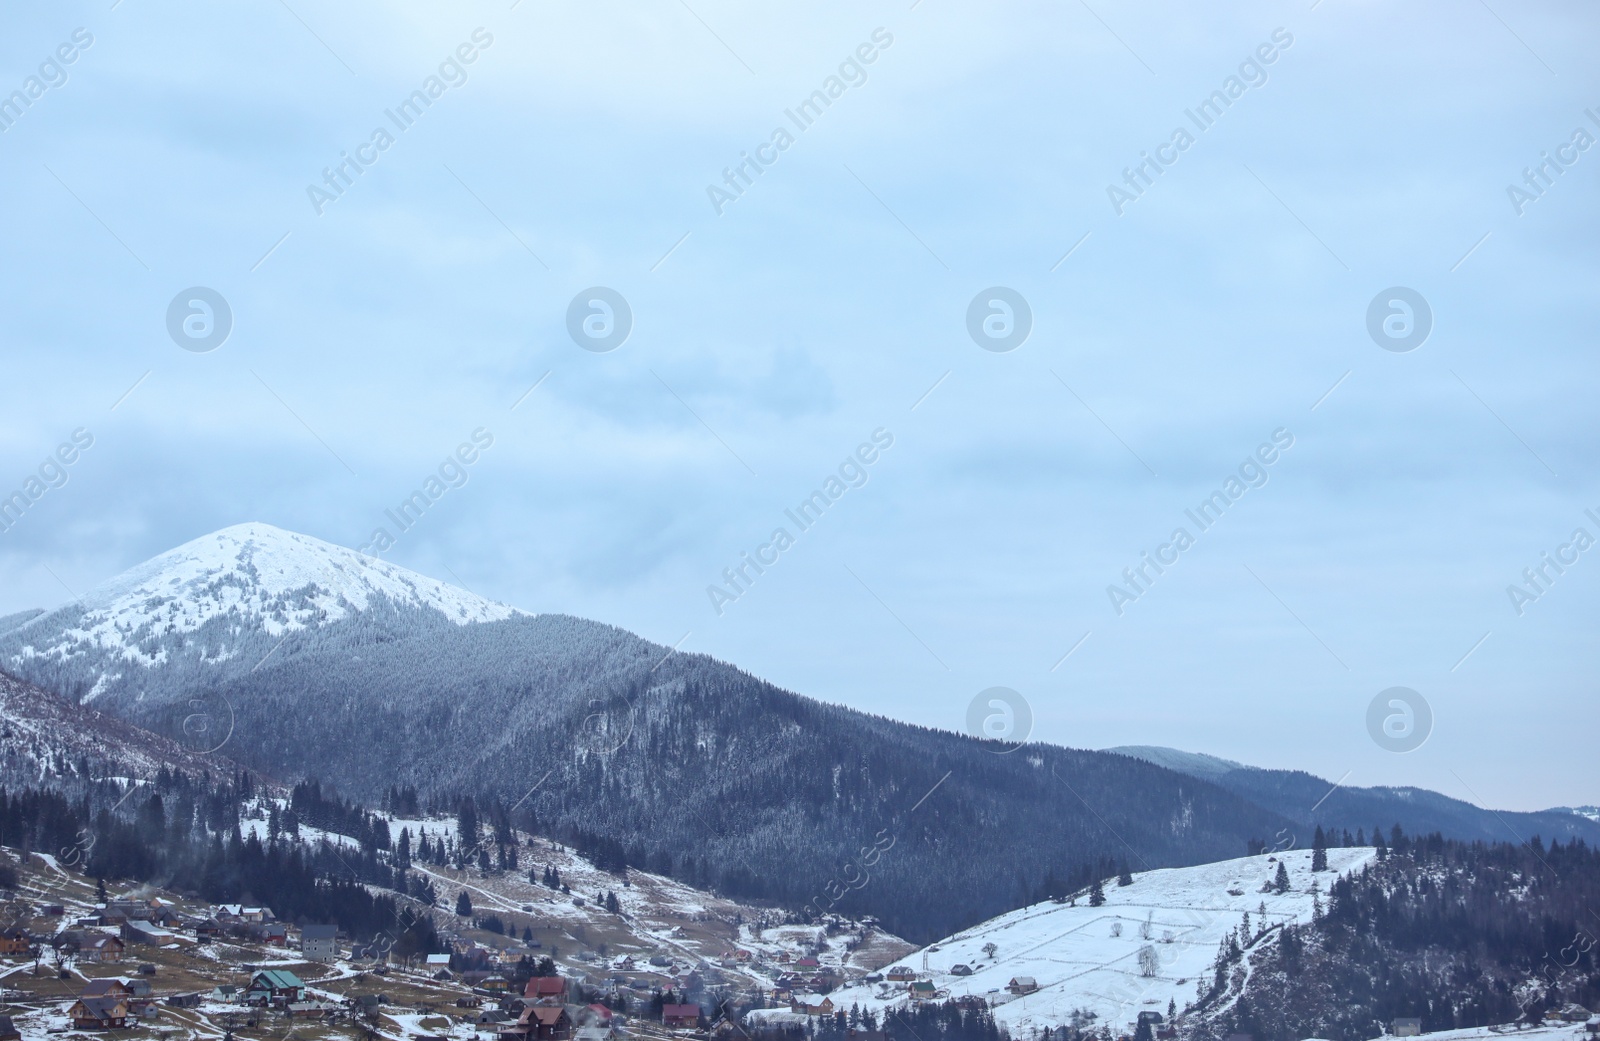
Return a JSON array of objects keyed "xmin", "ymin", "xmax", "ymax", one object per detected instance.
[
  {"xmin": 1088, "ymin": 878, "xmax": 1106, "ymax": 907},
  {"xmin": 456, "ymin": 890, "xmax": 473, "ymax": 916},
  {"xmin": 1311, "ymin": 825, "xmax": 1328, "ymax": 872},
  {"xmin": 1117, "ymin": 863, "xmax": 1134, "ymax": 886},
  {"xmin": 458, "ymin": 798, "xmax": 479, "ymax": 855},
  {"xmin": 1272, "ymin": 861, "xmax": 1290, "ymax": 893}
]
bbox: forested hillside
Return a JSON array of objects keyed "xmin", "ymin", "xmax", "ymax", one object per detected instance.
[{"xmin": 1195, "ymin": 831, "xmax": 1600, "ymax": 1041}]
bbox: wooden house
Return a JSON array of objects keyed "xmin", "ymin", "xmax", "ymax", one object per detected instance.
[
  {"xmin": 663, "ymin": 1004, "xmax": 701, "ymax": 1029},
  {"xmin": 80, "ymin": 979, "xmax": 134, "ymax": 1001},
  {"xmin": 1006, "ymin": 977, "xmax": 1038, "ymax": 996},
  {"xmin": 524, "ymin": 976, "xmax": 568, "ymax": 1003},
  {"xmin": 82, "ymin": 935, "xmax": 125, "ymax": 963},
  {"xmin": 0, "ymin": 929, "xmax": 31, "ymax": 956},
  {"xmin": 509, "ymin": 1005, "xmax": 573, "ymax": 1040},
  {"xmin": 885, "ymin": 966, "xmax": 915, "ymax": 983},
  {"xmin": 69, "ymin": 996, "xmax": 130, "ymax": 1030}
]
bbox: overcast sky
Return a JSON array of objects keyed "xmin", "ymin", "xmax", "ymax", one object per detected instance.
[{"xmin": 1, "ymin": 0, "xmax": 1595, "ymax": 811}]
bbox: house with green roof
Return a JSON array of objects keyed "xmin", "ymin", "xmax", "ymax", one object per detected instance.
[{"xmin": 247, "ymin": 969, "xmax": 306, "ymax": 1006}]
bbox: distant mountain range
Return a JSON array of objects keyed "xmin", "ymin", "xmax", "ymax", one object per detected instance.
[
  {"xmin": 1, "ymin": 523, "xmax": 1592, "ymax": 943},
  {"xmin": 1106, "ymin": 745, "xmax": 1596, "ymax": 848}
]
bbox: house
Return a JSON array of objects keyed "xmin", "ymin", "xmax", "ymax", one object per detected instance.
[
  {"xmin": 583, "ymin": 1005, "xmax": 614, "ymax": 1026},
  {"xmin": 247, "ymin": 969, "xmax": 307, "ymax": 1006},
  {"xmin": 886, "ymin": 966, "xmax": 915, "ymax": 983},
  {"xmin": 479, "ymin": 1010, "xmax": 512, "ymax": 1026},
  {"xmin": 482, "ymin": 976, "xmax": 511, "ymax": 993},
  {"xmin": 301, "ymin": 924, "xmax": 338, "ymax": 961},
  {"xmin": 40, "ymin": 904, "xmax": 64, "ymax": 916},
  {"xmin": 1557, "ymin": 1006, "xmax": 1593, "ymax": 1023},
  {"xmin": 69, "ymin": 996, "xmax": 131, "ymax": 1030},
  {"xmin": 166, "ymin": 994, "xmax": 205, "ymax": 1009},
  {"xmin": 511, "ymin": 1005, "xmax": 573, "ymax": 1040},
  {"xmin": 123, "ymin": 921, "xmax": 179, "ymax": 946},
  {"xmin": 663, "ymin": 1004, "xmax": 701, "ymax": 1029},
  {"xmin": 524, "ymin": 976, "xmax": 568, "ymax": 1003},
  {"xmin": 1392, "ymin": 1019, "xmax": 1422, "ymax": 1037},
  {"xmin": 0, "ymin": 929, "xmax": 30, "ymax": 956},
  {"xmin": 791, "ymin": 998, "xmax": 835, "ymax": 1017},
  {"xmin": 909, "ymin": 981, "xmax": 937, "ymax": 1001},
  {"xmin": 209, "ymin": 984, "xmax": 240, "ymax": 1003},
  {"xmin": 82, "ymin": 935, "xmax": 125, "ymax": 963},
  {"xmin": 81, "ymin": 979, "xmax": 134, "ymax": 1001},
  {"xmin": 193, "ymin": 918, "xmax": 224, "ymax": 940},
  {"xmin": 0, "ymin": 1015, "xmax": 18, "ymax": 1041},
  {"xmin": 1007, "ymin": 977, "xmax": 1038, "ymax": 996},
  {"xmin": 256, "ymin": 922, "xmax": 288, "ymax": 946},
  {"xmin": 948, "ymin": 964, "xmax": 972, "ymax": 976},
  {"xmin": 425, "ymin": 953, "xmax": 452, "ymax": 969},
  {"xmin": 797, "ymin": 956, "xmax": 821, "ymax": 969},
  {"xmin": 108, "ymin": 900, "xmax": 154, "ymax": 922}
]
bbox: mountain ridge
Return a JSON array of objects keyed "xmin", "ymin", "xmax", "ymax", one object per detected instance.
[{"xmin": 2, "ymin": 523, "xmax": 1593, "ymax": 943}]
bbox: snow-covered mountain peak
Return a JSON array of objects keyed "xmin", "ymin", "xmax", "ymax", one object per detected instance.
[
  {"xmin": 85, "ymin": 522, "xmax": 516, "ymax": 624},
  {"xmin": 5, "ymin": 522, "xmax": 523, "ymax": 677}
]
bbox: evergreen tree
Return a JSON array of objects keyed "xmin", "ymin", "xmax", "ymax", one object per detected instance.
[
  {"xmin": 1117, "ymin": 863, "xmax": 1134, "ymax": 886},
  {"xmin": 456, "ymin": 890, "xmax": 473, "ymax": 916},
  {"xmin": 1311, "ymin": 825, "xmax": 1328, "ymax": 872},
  {"xmin": 1088, "ymin": 878, "xmax": 1105, "ymax": 907},
  {"xmin": 457, "ymin": 798, "xmax": 480, "ymax": 855},
  {"xmin": 1273, "ymin": 861, "xmax": 1290, "ymax": 893}
]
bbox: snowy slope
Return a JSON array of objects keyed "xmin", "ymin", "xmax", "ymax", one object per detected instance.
[
  {"xmin": 777, "ymin": 848, "xmax": 1374, "ymax": 1036},
  {"xmin": 0, "ymin": 668, "xmax": 249, "ymax": 787},
  {"xmin": 0, "ymin": 522, "xmax": 523, "ymax": 702}
]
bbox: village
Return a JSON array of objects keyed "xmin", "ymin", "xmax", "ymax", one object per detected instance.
[{"xmin": 0, "ymin": 842, "xmax": 941, "ymax": 1041}]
